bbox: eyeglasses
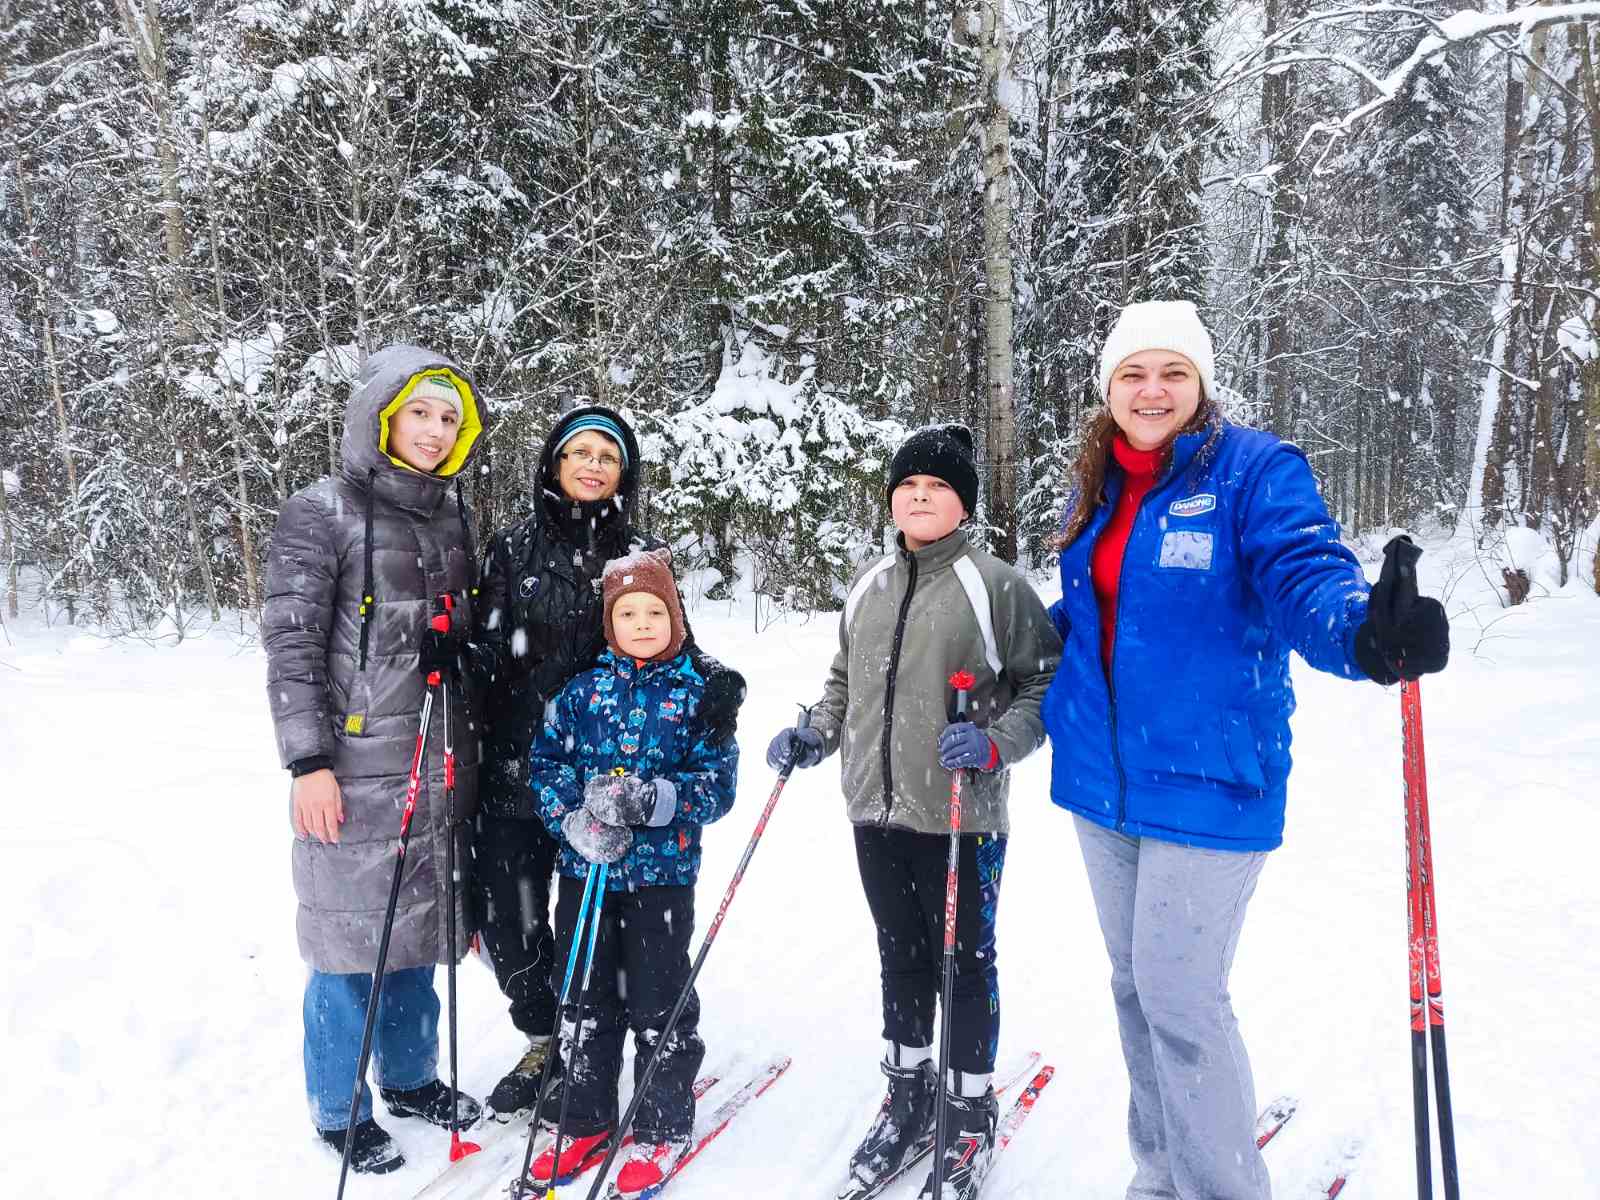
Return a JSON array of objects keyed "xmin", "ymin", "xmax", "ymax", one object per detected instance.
[{"xmin": 560, "ymin": 449, "xmax": 622, "ymax": 470}]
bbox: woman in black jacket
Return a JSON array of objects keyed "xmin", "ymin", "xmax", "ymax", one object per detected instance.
[{"xmin": 469, "ymin": 405, "xmax": 742, "ymax": 1119}]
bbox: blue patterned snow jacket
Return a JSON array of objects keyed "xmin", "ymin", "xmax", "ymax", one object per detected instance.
[
  {"xmin": 1043, "ymin": 424, "xmax": 1373, "ymax": 852},
  {"xmin": 531, "ymin": 649, "xmax": 739, "ymax": 890}
]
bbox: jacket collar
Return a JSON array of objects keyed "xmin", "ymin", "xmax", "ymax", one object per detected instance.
[
  {"xmin": 599, "ymin": 648, "xmax": 691, "ymax": 683},
  {"xmin": 896, "ymin": 527, "xmax": 972, "ymax": 573}
]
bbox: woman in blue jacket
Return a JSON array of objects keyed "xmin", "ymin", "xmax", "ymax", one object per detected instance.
[{"xmin": 1042, "ymin": 301, "xmax": 1449, "ymax": 1200}]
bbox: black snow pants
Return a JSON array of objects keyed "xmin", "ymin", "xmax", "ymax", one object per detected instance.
[
  {"xmin": 473, "ymin": 813, "xmax": 561, "ymax": 1037},
  {"xmin": 854, "ymin": 824, "xmax": 1007, "ymax": 1077},
  {"xmin": 539, "ymin": 875, "xmax": 704, "ymax": 1142}
]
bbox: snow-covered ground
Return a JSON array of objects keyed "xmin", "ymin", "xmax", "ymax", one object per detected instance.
[{"xmin": 4, "ymin": 531, "xmax": 1598, "ymax": 1199}]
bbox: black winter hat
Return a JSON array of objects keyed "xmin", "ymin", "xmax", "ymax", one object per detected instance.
[{"xmin": 886, "ymin": 424, "xmax": 979, "ymax": 517}]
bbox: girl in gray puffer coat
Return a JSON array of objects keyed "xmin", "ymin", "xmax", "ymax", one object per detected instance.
[{"xmin": 263, "ymin": 344, "xmax": 486, "ymax": 1174}]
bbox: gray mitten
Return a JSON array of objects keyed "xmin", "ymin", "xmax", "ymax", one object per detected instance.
[
  {"xmin": 560, "ymin": 808, "xmax": 633, "ymax": 864},
  {"xmin": 583, "ymin": 772, "xmax": 653, "ymax": 826}
]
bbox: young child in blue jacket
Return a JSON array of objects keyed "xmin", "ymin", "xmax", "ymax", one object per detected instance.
[
  {"xmin": 523, "ymin": 548, "xmax": 738, "ymax": 1196},
  {"xmin": 1043, "ymin": 301, "xmax": 1450, "ymax": 1200}
]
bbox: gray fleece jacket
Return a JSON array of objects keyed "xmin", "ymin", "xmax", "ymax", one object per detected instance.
[{"xmin": 811, "ymin": 529, "xmax": 1062, "ymax": 836}]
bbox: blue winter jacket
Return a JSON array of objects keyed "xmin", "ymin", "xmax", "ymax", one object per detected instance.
[
  {"xmin": 531, "ymin": 650, "xmax": 739, "ymax": 890},
  {"xmin": 1042, "ymin": 425, "xmax": 1371, "ymax": 851}
]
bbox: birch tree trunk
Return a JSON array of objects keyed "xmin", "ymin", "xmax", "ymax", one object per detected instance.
[
  {"xmin": 979, "ymin": 0, "xmax": 1016, "ymax": 561},
  {"xmin": 1571, "ymin": 20, "xmax": 1600, "ymax": 589},
  {"xmin": 0, "ymin": 457, "xmax": 16, "ymax": 618}
]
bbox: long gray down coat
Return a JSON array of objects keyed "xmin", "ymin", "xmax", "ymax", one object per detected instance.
[{"xmin": 264, "ymin": 345, "xmax": 484, "ymax": 974}]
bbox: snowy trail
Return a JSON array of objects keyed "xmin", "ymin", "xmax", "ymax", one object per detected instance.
[{"xmin": 4, "ymin": 540, "xmax": 1598, "ymax": 1198}]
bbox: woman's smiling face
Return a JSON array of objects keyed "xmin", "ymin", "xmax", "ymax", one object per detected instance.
[
  {"xmin": 1105, "ymin": 350, "xmax": 1203, "ymax": 451},
  {"xmin": 556, "ymin": 430, "xmax": 624, "ymax": 502}
]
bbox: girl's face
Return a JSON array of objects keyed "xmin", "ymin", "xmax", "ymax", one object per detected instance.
[
  {"xmin": 1105, "ymin": 350, "xmax": 1203, "ymax": 451},
  {"xmin": 611, "ymin": 590, "xmax": 672, "ymax": 659},
  {"xmin": 388, "ymin": 396, "xmax": 461, "ymax": 473},
  {"xmin": 556, "ymin": 430, "xmax": 624, "ymax": 502},
  {"xmin": 891, "ymin": 474, "xmax": 965, "ymax": 550}
]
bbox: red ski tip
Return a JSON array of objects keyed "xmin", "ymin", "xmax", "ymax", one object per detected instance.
[{"xmin": 947, "ymin": 670, "xmax": 976, "ymax": 690}]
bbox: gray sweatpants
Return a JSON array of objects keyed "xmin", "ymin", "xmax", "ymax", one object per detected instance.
[{"xmin": 1075, "ymin": 816, "xmax": 1272, "ymax": 1200}]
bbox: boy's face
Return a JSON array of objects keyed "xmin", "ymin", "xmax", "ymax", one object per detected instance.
[
  {"xmin": 891, "ymin": 473, "xmax": 965, "ymax": 550},
  {"xmin": 389, "ymin": 395, "xmax": 461, "ymax": 473},
  {"xmin": 612, "ymin": 590, "xmax": 672, "ymax": 659}
]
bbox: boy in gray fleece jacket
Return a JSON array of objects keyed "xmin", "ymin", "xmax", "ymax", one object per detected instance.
[{"xmin": 765, "ymin": 424, "xmax": 1061, "ymax": 1200}]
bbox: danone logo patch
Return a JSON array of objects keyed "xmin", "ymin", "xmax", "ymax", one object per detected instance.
[{"xmin": 1169, "ymin": 493, "xmax": 1217, "ymax": 518}]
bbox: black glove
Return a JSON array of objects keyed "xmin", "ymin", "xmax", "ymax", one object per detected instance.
[
  {"xmin": 583, "ymin": 772, "xmax": 668, "ymax": 827},
  {"xmin": 418, "ymin": 628, "xmax": 461, "ymax": 678},
  {"xmin": 561, "ymin": 808, "xmax": 633, "ymax": 864},
  {"xmin": 765, "ymin": 726, "xmax": 825, "ymax": 771},
  {"xmin": 1354, "ymin": 536, "xmax": 1450, "ymax": 684},
  {"xmin": 692, "ymin": 649, "xmax": 747, "ymax": 745}
]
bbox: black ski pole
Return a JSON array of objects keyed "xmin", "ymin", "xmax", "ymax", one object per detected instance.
[
  {"xmin": 441, "ymin": 669, "xmax": 481, "ymax": 1164},
  {"xmin": 581, "ymin": 705, "xmax": 813, "ymax": 1200},
  {"xmin": 335, "ymin": 598, "xmax": 451, "ymax": 1200},
  {"xmin": 931, "ymin": 670, "xmax": 974, "ymax": 1200}
]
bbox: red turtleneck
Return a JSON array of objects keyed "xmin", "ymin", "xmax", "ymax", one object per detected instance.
[{"xmin": 1091, "ymin": 435, "xmax": 1164, "ymax": 672}]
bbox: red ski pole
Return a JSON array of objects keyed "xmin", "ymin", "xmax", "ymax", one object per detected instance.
[
  {"xmin": 438, "ymin": 596, "xmax": 482, "ymax": 1164},
  {"xmin": 335, "ymin": 597, "xmax": 453, "ymax": 1199},
  {"xmin": 1403, "ymin": 674, "xmax": 1459, "ymax": 1200},
  {"xmin": 930, "ymin": 669, "xmax": 975, "ymax": 1200},
  {"xmin": 1384, "ymin": 535, "xmax": 1458, "ymax": 1200}
]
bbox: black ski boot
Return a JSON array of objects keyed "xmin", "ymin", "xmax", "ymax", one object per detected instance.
[
  {"xmin": 839, "ymin": 1058, "xmax": 939, "ymax": 1198},
  {"xmin": 485, "ymin": 1037, "xmax": 557, "ymax": 1122},
  {"xmin": 380, "ymin": 1078, "xmax": 483, "ymax": 1130},
  {"xmin": 318, "ymin": 1118, "xmax": 405, "ymax": 1174},
  {"xmin": 917, "ymin": 1087, "xmax": 999, "ymax": 1200}
]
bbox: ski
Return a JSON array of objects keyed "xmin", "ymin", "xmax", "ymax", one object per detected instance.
[
  {"xmin": 407, "ymin": 1073, "xmax": 721, "ymax": 1200},
  {"xmin": 1306, "ymin": 1137, "xmax": 1361, "ymax": 1199},
  {"xmin": 601, "ymin": 1054, "xmax": 792, "ymax": 1199},
  {"xmin": 1254, "ymin": 1095, "xmax": 1299, "ymax": 1149},
  {"xmin": 993, "ymin": 1063, "xmax": 1054, "ymax": 1153},
  {"xmin": 834, "ymin": 1051, "xmax": 1045, "ymax": 1200}
]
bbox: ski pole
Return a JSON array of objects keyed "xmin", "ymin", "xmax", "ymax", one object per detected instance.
[
  {"xmin": 1383, "ymin": 535, "xmax": 1459, "ymax": 1200},
  {"xmin": 511, "ymin": 861, "xmax": 601, "ymax": 1200},
  {"xmin": 335, "ymin": 597, "xmax": 450, "ymax": 1200},
  {"xmin": 1404, "ymin": 673, "xmax": 1459, "ymax": 1200},
  {"xmin": 544, "ymin": 862, "xmax": 611, "ymax": 1200},
  {"xmin": 931, "ymin": 669, "xmax": 974, "ymax": 1200},
  {"xmin": 440, "ymin": 638, "xmax": 482, "ymax": 1165},
  {"xmin": 581, "ymin": 705, "xmax": 813, "ymax": 1200}
]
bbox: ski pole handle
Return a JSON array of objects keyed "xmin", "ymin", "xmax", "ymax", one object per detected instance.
[
  {"xmin": 948, "ymin": 669, "xmax": 974, "ymax": 725},
  {"xmin": 780, "ymin": 704, "xmax": 813, "ymax": 776}
]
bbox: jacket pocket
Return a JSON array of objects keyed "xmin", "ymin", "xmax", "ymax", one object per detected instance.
[{"xmin": 1220, "ymin": 709, "xmax": 1268, "ymax": 791}]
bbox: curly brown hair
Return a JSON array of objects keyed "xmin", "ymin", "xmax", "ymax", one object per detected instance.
[{"xmin": 1049, "ymin": 394, "xmax": 1225, "ymax": 552}]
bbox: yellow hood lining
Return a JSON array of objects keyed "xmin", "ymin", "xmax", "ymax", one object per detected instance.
[{"xmin": 377, "ymin": 367, "xmax": 483, "ymax": 478}]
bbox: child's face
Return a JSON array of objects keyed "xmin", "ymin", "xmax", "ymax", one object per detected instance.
[
  {"xmin": 612, "ymin": 590, "xmax": 672, "ymax": 659},
  {"xmin": 389, "ymin": 395, "xmax": 461, "ymax": 473},
  {"xmin": 891, "ymin": 473, "xmax": 965, "ymax": 550}
]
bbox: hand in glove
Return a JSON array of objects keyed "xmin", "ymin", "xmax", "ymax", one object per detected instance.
[
  {"xmin": 765, "ymin": 725, "xmax": 825, "ymax": 771},
  {"xmin": 937, "ymin": 722, "xmax": 999, "ymax": 771},
  {"xmin": 583, "ymin": 772, "xmax": 676, "ymax": 827},
  {"xmin": 1354, "ymin": 535, "xmax": 1450, "ymax": 685},
  {"xmin": 561, "ymin": 808, "xmax": 633, "ymax": 864},
  {"xmin": 418, "ymin": 628, "xmax": 461, "ymax": 678}
]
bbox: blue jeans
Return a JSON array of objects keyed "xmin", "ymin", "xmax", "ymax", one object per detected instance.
[{"xmin": 304, "ymin": 967, "xmax": 440, "ymax": 1131}]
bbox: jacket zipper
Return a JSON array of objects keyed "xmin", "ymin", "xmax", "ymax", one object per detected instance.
[
  {"xmin": 1107, "ymin": 472, "xmax": 1171, "ymax": 833},
  {"xmin": 879, "ymin": 549, "xmax": 920, "ymax": 826}
]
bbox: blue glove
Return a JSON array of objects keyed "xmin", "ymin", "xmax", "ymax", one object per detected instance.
[
  {"xmin": 938, "ymin": 722, "xmax": 998, "ymax": 771},
  {"xmin": 765, "ymin": 725, "xmax": 825, "ymax": 770}
]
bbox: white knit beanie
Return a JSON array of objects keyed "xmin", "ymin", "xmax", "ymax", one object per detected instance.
[
  {"xmin": 1097, "ymin": 300, "xmax": 1216, "ymax": 401},
  {"xmin": 410, "ymin": 373, "xmax": 464, "ymax": 416}
]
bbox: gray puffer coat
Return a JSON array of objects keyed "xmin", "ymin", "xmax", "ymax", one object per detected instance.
[{"xmin": 264, "ymin": 344, "xmax": 485, "ymax": 974}]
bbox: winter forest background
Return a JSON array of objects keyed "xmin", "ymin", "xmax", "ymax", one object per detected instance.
[{"xmin": 5, "ymin": 0, "xmax": 1600, "ymax": 632}]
